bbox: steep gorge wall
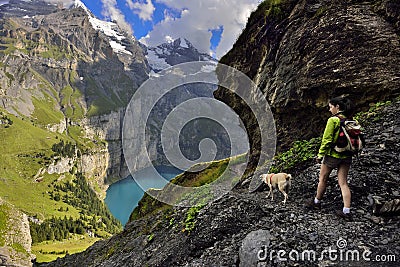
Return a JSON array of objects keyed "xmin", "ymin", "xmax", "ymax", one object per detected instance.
[
  {"xmin": 81, "ymin": 108, "xmax": 130, "ymax": 184},
  {"xmin": 215, "ymin": 0, "xmax": 400, "ymax": 151}
]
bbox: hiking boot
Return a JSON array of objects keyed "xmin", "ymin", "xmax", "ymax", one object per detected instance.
[
  {"xmin": 335, "ymin": 210, "xmax": 352, "ymax": 221},
  {"xmin": 304, "ymin": 198, "xmax": 321, "ymax": 210},
  {"xmin": 367, "ymin": 194, "xmax": 384, "ymax": 215}
]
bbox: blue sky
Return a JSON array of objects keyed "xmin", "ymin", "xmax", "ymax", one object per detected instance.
[{"xmin": 78, "ymin": 0, "xmax": 261, "ymax": 58}]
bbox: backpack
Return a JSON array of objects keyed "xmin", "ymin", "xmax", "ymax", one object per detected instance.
[{"xmin": 333, "ymin": 115, "xmax": 364, "ymax": 155}]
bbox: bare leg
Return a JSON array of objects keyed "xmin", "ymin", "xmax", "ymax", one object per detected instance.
[
  {"xmin": 316, "ymin": 163, "xmax": 333, "ymax": 200},
  {"xmin": 337, "ymin": 164, "xmax": 351, "ymax": 208}
]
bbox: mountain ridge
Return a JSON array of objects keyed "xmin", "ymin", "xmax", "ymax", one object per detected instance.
[{"xmin": 146, "ymin": 37, "xmax": 216, "ymax": 73}]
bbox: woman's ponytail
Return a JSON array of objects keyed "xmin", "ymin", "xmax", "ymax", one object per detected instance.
[{"xmin": 329, "ymin": 96, "xmax": 354, "ymax": 118}]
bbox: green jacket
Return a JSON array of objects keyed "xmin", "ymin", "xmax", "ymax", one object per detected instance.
[{"xmin": 317, "ymin": 115, "xmax": 351, "ymax": 159}]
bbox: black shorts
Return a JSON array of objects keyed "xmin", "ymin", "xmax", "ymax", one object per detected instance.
[{"xmin": 322, "ymin": 155, "xmax": 352, "ymax": 169}]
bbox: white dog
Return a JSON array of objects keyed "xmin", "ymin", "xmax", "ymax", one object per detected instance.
[{"xmin": 259, "ymin": 173, "xmax": 292, "ymax": 204}]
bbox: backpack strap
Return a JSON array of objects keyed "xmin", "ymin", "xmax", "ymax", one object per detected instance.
[
  {"xmin": 332, "ymin": 114, "xmax": 345, "ymax": 144},
  {"xmin": 331, "ymin": 114, "xmax": 351, "ymax": 156},
  {"xmin": 334, "ymin": 113, "xmax": 346, "ymax": 123}
]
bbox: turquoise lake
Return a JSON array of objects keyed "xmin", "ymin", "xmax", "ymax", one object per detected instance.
[{"xmin": 105, "ymin": 166, "xmax": 182, "ymax": 226}]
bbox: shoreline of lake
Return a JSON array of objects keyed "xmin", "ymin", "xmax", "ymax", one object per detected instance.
[{"xmin": 105, "ymin": 166, "xmax": 182, "ymax": 225}]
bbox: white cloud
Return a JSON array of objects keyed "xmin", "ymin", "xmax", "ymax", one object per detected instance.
[
  {"xmin": 100, "ymin": 0, "xmax": 134, "ymax": 35},
  {"xmin": 126, "ymin": 0, "xmax": 155, "ymax": 21},
  {"xmin": 140, "ymin": 0, "xmax": 259, "ymax": 58}
]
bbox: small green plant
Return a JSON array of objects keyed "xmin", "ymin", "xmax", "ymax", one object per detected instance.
[
  {"xmin": 148, "ymin": 233, "xmax": 154, "ymax": 241},
  {"xmin": 354, "ymin": 100, "xmax": 392, "ymax": 125},
  {"xmin": 105, "ymin": 246, "xmax": 115, "ymax": 259},
  {"xmin": 270, "ymin": 137, "xmax": 321, "ymax": 173},
  {"xmin": 262, "ymin": 0, "xmax": 285, "ymax": 19},
  {"xmin": 5, "ymin": 72, "xmax": 15, "ymax": 86},
  {"xmin": 313, "ymin": 6, "xmax": 328, "ymax": 18},
  {"xmin": 11, "ymin": 242, "xmax": 28, "ymax": 255},
  {"xmin": 183, "ymin": 204, "xmax": 205, "ymax": 234}
]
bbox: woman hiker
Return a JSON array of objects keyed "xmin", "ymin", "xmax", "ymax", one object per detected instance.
[{"xmin": 305, "ymin": 96, "xmax": 355, "ymax": 220}]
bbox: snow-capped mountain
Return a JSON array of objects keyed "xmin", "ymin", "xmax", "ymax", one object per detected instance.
[
  {"xmin": 74, "ymin": 0, "xmax": 135, "ymax": 56},
  {"xmin": 145, "ymin": 38, "xmax": 217, "ymax": 74},
  {"xmin": 73, "ymin": 0, "xmax": 216, "ymax": 72},
  {"xmin": 1, "ymin": 0, "xmax": 215, "ymax": 74},
  {"xmin": 0, "ymin": 0, "xmax": 138, "ymax": 59}
]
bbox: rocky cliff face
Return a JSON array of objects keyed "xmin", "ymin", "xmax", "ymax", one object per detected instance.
[
  {"xmin": 0, "ymin": 198, "xmax": 35, "ymax": 267},
  {"xmin": 80, "ymin": 108, "xmax": 130, "ymax": 184},
  {"xmin": 0, "ymin": 0, "xmax": 58, "ymax": 18},
  {"xmin": 215, "ymin": 0, "xmax": 400, "ymax": 151}
]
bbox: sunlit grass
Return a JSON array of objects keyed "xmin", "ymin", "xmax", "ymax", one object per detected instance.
[{"xmin": 32, "ymin": 235, "xmax": 101, "ymax": 263}]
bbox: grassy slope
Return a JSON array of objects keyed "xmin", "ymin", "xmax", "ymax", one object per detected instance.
[
  {"xmin": 129, "ymin": 154, "xmax": 247, "ymax": 221},
  {"xmin": 0, "ymin": 204, "xmax": 9, "ymax": 246},
  {"xmin": 0, "ymin": 110, "xmax": 120, "ymax": 263},
  {"xmin": 32, "ymin": 236, "xmax": 101, "ymax": 263},
  {"xmin": 0, "ymin": 112, "xmax": 81, "ymax": 219},
  {"xmin": 32, "ymin": 96, "xmax": 65, "ymax": 125}
]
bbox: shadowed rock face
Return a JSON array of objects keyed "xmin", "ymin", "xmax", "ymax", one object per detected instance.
[{"xmin": 215, "ymin": 0, "xmax": 400, "ymax": 151}]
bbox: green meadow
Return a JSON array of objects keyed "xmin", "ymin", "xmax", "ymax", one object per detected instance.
[
  {"xmin": 0, "ymin": 112, "xmax": 79, "ymax": 219},
  {"xmin": 31, "ymin": 235, "xmax": 101, "ymax": 263},
  {"xmin": 0, "ymin": 109, "xmax": 121, "ymax": 262}
]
